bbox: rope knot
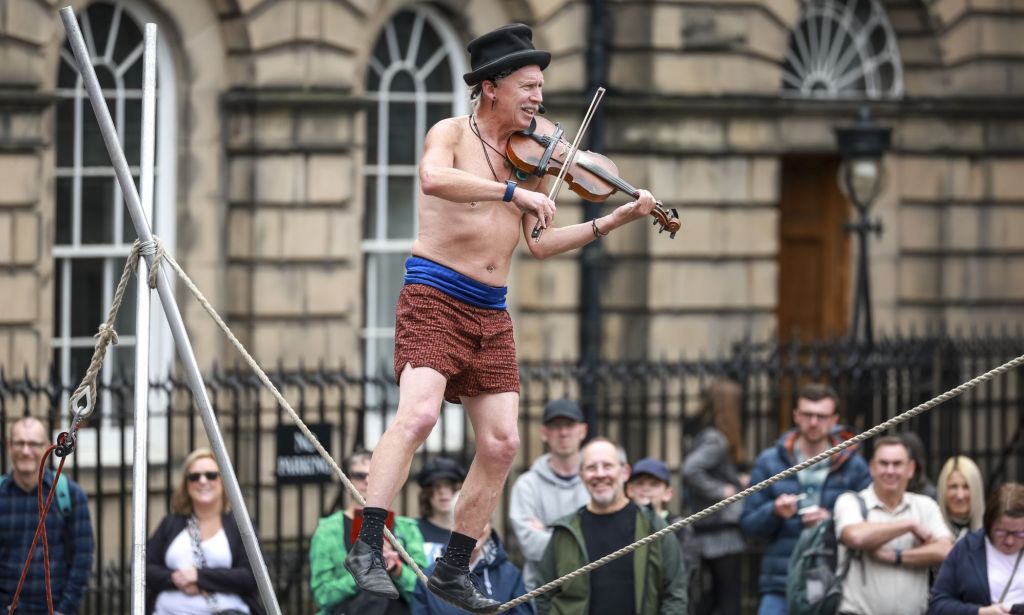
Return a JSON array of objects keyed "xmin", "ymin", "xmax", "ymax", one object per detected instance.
[{"xmin": 95, "ymin": 323, "xmax": 119, "ymax": 346}]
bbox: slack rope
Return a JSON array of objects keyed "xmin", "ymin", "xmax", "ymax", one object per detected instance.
[{"xmin": 65, "ymin": 235, "xmax": 1024, "ymax": 613}]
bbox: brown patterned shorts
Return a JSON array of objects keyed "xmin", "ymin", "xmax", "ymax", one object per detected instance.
[{"xmin": 394, "ymin": 283, "xmax": 520, "ymax": 404}]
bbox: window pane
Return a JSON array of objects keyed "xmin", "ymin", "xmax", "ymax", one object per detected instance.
[
  {"xmin": 70, "ymin": 258, "xmax": 104, "ymax": 337},
  {"xmin": 386, "ymin": 176, "xmax": 415, "ymax": 240},
  {"xmin": 123, "ymin": 59, "xmax": 142, "ymax": 90},
  {"xmin": 69, "ymin": 347, "xmax": 94, "ymax": 388},
  {"xmin": 366, "ymin": 103, "xmax": 379, "ymax": 164},
  {"xmin": 58, "ymin": 54, "xmax": 77, "ymax": 88},
  {"xmin": 387, "ymin": 102, "xmax": 415, "ymax": 165},
  {"xmin": 372, "ymin": 252, "xmax": 406, "ymax": 328},
  {"xmin": 56, "ymin": 177, "xmax": 73, "ymax": 245},
  {"xmin": 56, "ymin": 99, "xmax": 75, "ymax": 167},
  {"xmin": 415, "ymin": 22, "xmax": 442, "ymax": 68},
  {"xmin": 112, "ymin": 11, "xmax": 142, "ymax": 65},
  {"xmin": 364, "ymin": 175, "xmax": 378, "ymax": 239},
  {"xmin": 54, "ymin": 260, "xmax": 65, "ymax": 337},
  {"xmin": 109, "ymin": 345, "xmax": 135, "ymax": 421},
  {"xmin": 95, "ymin": 65, "xmax": 116, "ymax": 90},
  {"xmin": 423, "ymin": 57, "xmax": 453, "ymax": 92},
  {"xmin": 81, "ymin": 177, "xmax": 115, "ymax": 244},
  {"xmin": 113, "ymin": 257, "xmax": 136, "ymax": 335},
  {"xmin": 124, "ymin": 100, "xmax": 141, "ymax": 166},
  {"xmin": 391, "ymin": 71, "xmax": 415, "ymax": 93},
  {"xmin": 368, "ymin": 335, "xmax": 396, "ymax": 381},
  {"xmin": 392, "ymin": 10, "xmax": 415, "ymax": 61},
  {"xmin": 86, "ymin": 3, "xmax": 116, "ymax": 57},
  {"xmin": 82, "ymin": 97, "xmax": 115, "ymax": 166},
  {"xmin": 427, "ymin": 103, "xmax": 450, "ymax": 132}
]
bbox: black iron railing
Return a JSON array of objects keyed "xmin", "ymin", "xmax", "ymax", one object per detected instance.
[{"xmin": 0, "ymin": 330, "xmax": 1021, "ymax": 613}]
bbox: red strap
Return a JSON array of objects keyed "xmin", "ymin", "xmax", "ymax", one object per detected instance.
[{"xmin": 7, "ymin": 444, "xmax": 65, "ymax": 615}]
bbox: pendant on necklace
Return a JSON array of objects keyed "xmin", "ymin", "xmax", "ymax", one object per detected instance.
[{"xmin": 514, "ymin": 168, "xmax": 530, "ymax": 181}]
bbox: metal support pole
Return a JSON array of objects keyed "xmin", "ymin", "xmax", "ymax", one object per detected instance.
[
  {"xmin": 130, "ymin": 23, "xmax": 156, "ymax": 615},
  {"xmin": 580, "ymin": 0, "xmax": 607, "ymax": 434},
  {"xmin": 58, "ymin": 8, "xmax": 282, "ymax": 614}
]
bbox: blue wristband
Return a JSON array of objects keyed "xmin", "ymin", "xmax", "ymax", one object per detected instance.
[{"xmin": 502, "ymin": 180, "xmax": 517, "ymax": 202}]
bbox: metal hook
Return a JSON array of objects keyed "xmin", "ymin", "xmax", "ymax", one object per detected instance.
[{"xmin": 69, "ymin": 387, "xmax": 96, "ymax": 420}]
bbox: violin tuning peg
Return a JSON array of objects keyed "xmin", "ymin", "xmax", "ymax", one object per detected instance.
[
  {"xmin": 670, "ymin": 232, "xmax": 677, "ymax": 239},
  {"xmin": 652, "ymin": 220, "xmax": 657, "ymax": 226}
]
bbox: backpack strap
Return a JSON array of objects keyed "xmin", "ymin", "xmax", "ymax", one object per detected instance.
[
  {"xmin": 836, "ymin": 491, "xmax": 869, "ymax": 581},
  {"xmin": 55, "ymin": 474, "xmax": 72, "ymax": 517}
]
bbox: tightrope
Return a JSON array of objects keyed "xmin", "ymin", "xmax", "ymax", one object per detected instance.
[{"xmin": 70, "ymin": 237, "xmax": 1023, "ymax": 613}]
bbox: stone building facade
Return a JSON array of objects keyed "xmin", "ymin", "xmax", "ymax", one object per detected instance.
[
  {"xmin": 1, "ymin": 0, "xmax": 1022, "ymax": 601},
  {"xmin": 2, "ymin": 0, "xmax": 1022, "ymax": 388}
]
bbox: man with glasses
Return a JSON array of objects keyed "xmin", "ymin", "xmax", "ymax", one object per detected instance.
[
  {"xmin": 309, "ymin": 450, "xmax": 427, "ymax": 615},
  {"xmin": 835, "ymin": 436, "xmax": 952, "ymax": 615},
  {"xmin": 740, "ymin": 383, "xmax": 871, "ymax": 615},
  {"xmin": 0, "ymin": 416, "xmax": 94, "ymax": 614}
]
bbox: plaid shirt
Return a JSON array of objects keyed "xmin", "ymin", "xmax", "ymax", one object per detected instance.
[{"xmin": 0, "ymin": 471, "xmax": 94, "ymax": 614}]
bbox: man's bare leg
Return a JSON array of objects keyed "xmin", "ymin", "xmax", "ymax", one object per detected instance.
[
  {"xmin": 427, "ymin": 391, "xmax": 520, "ymax": 614},
  {"xmin": 345, "ymin": 364, "xmax": 446, "ymax": 598},
  {"xmin": 364, "ymin": 365, "xmax": 448, "ymax": 509},
  {"xmin": 452, "ymin": 391, "xmax": 521, "ymax": 538}
]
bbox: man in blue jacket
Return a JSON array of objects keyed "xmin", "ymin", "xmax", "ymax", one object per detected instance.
[{"xmin": 739, "ymin": 383, "xmax": 871, "ymax": 615}]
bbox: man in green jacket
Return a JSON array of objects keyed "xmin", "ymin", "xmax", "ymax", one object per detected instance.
[
  {"xmin": 310, "ymin": 450, "xmax": 428, "ymax": 614},
  {"xmin": 536, "ymin": 438, "xmax": 688, "ymax": 615}
]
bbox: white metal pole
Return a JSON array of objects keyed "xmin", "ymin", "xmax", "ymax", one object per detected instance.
[
  {"xmin": 130, "ymin": 22, "xmax": 156, "ymax": 615},
  {"xmin": 58, "ymin": 8, "xmax": 282, "ymax": 614}
]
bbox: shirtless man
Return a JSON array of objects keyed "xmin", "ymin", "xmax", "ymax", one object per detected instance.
[{"xmin": 344, "ymin": 23, "xmax": 657, "ymax": 613}]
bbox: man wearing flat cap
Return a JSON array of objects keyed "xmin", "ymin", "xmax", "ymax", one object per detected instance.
[{"xmin": 346, "ymin": 23, "xmax": 658, "ymax": 613}]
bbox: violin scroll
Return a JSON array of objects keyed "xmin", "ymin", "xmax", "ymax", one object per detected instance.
[{"xmin": 651, "ymin": 203, "xmax": 681, "ymax": 239}]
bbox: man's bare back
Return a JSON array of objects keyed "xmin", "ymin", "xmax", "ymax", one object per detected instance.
[{"xmin": 412, "ymin": 115, "xmax": 545, "ymax": 288}]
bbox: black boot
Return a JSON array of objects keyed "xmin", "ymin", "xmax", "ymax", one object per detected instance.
[
  {"xmin": 427, "ymin": 558, "xmax": 501, "ymax": 614},
  {"xmin": 343, "ymin": 538, "xmax": 399, "ymax": 599}
]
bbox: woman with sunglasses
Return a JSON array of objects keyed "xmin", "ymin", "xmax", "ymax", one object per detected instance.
[
  {"xmin": 930, "ymin": 482, "xmax": 1024, "ymax": 615},
  {"xmin": 146, "ymin": 448, "xmax": 264, "ymax": 615}
]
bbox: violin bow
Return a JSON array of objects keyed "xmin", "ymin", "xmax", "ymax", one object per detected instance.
[{"xmin": 531, "ymin": 86, "xmax": 606, "ymax": 242}]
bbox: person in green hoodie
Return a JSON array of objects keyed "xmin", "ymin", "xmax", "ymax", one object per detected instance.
[
  {"xmin": 536, "ymin": 438, "xmax": 688, "ymax": 615},
  {"xmin": 310, "ymin": 450, "xmax": 428, "ymax": 615}
]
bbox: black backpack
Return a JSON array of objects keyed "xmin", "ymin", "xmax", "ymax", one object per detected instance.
[{"xmin": 785, "ymin": 493, "xmax": 867, "ymax": 615}]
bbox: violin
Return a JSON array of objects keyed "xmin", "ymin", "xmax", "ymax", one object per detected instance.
[{"xmin": 505, "ymin": 115, "xmax": 681, "ymax": 238}]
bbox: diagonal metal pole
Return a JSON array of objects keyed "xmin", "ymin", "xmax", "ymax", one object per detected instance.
[
  {"xmin": 58, "ymin": 7, "xmax": 282, "ymax": 614},
  {"xmin": 130, "ymin": 22, "xmax": 156, "ymax": 615}
]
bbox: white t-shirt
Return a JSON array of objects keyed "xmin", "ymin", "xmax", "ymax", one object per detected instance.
[
  {"xmin": 153, "ymin": 528, "xmax": 251, "ymax": 615},
  {"xmin": 834, "ymin": 487, "xmax": 952, "ymax": 615},
  {"xmin": 985, "ymin": 538, "xmax": 1024, "ymax": 606}
]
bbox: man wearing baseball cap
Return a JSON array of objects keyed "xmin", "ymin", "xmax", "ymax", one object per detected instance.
[{"xmin": 509, "ymin": 398, "xmax": 590, "ymax": 591}]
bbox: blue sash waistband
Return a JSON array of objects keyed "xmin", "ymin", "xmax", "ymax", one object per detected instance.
[{"xmin": 404, "ymin": 256, "xmax": 507, "ymax": 310}]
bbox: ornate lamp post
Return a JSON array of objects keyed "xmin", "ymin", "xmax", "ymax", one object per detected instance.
[{"xmin": 834, "ymin": 107, "xmax": 891, "ymax": 346}]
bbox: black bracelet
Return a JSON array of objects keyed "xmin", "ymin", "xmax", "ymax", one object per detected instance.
[{"xmin": 591, "ymin": 218, "xmax": 608, "ymax": 238}]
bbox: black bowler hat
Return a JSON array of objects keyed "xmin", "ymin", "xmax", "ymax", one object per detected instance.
[
  {"xmin": 463, "ymin": 23, "xmax": 551, "ymax": 86},
  {"xmin": 416, "ymin": 457, "xmax": 467, "ymax": 488}
]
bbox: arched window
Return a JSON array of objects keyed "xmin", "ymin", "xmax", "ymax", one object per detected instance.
[
  {"xmin": 781, "ymin": 0, "xmax": 903, "ymax": 99},
  {"xmin": 53, "ymin": 1, "xmax": 177, "ymax": 423},
  {"xmin": 361, "ymin": 7, "xmax": 467, "ymax": 447}
]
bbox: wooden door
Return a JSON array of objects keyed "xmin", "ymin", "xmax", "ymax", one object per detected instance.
[{"xmin": 777, "ymin": 156, "xmax": 851, "ymax": 342}]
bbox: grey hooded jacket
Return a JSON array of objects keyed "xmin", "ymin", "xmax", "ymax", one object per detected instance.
[{"xmin": 509, "ymin": 454, "xmax": 590, "ymax": 590}]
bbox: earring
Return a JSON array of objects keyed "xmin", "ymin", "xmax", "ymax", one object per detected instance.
[{"xmin": 491, "ymin": 96, "xmax": 497, "ymax": 110}]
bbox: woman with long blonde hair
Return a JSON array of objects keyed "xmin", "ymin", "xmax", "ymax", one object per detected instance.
[
  {"xmin": 146, "ymin": 448, "xmax": 263, "ymax": 614},
  {"xmin": 936, "ymin": 455, "xmax": 986, "ymax": 542}
]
